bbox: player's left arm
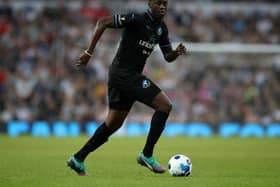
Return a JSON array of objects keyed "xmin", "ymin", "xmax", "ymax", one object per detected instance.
[
  {"xmin": 161, "ymin": 43, "xmax": 187, "ymax": 62},
  {"xmin": 159, "ymin": 23, "xmax": 187, "ymax": 62}
]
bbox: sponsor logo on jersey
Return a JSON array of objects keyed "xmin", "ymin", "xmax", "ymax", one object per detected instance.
[
  {"xmin": 142, "ymin": 79, "xmax": 151, "ymax": 88},
  {"xmin": 139, "ymin": 40, "xmax": 156, "ymax": 49}
]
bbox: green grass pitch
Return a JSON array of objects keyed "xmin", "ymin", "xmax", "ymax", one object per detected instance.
[{"xmin": 0, "ymin": 136, "xmax": 279, "ymax": 187}]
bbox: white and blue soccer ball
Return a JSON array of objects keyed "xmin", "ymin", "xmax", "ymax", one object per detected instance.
[{"xmin": 168, "ymin": 154, "xmax": 192, "ymax": 176}]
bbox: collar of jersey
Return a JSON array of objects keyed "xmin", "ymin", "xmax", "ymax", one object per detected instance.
[
  {"xmin": 146, "ymin": 9, "xmax": 154, "ymax": 22},
  {"xmin": 146, "ymin": 9, "xmax": 162, "ymax": 24}
]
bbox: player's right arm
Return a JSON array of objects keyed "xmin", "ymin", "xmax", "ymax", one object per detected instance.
[
  {"xmin": 76, "ymin": 16, "xmax": 115, "ymax": 67},
  {"xmin": 76, "ymin": 13, "xmax": 140, "ymax": 67}
]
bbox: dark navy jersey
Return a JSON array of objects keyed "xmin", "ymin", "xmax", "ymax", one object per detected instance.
[{"xmin": 109, "ymin": 10, "xmax": 171, "ymax": 85}]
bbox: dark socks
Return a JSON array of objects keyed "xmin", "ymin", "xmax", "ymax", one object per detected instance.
[
  {"xmin": 74, "ymin": 123, "xmax": 112, "ymax": 162},
  {"xmin": 143, "ymin": 110, "xmax": 169, "ymax": 157}
]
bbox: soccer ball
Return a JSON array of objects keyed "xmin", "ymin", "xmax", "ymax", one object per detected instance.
[{"xmin": 168, "ymin": 154, "xmax": 192, "ymax": 176}]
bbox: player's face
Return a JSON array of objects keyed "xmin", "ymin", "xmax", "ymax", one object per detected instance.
[{"xmin": 149, "ymin": 0, "xmax": 168, "ymax": 20}]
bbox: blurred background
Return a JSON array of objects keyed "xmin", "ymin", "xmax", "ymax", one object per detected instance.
[{"xmin": 0, "ymin": 0, "xmax": 280, "ymax": 137}]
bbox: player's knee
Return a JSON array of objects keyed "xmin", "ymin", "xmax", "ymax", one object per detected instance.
[
  {"xmin": 159, "ymin": 101, "xmax": 172, "ymax": 113},
  {"xmin": 105, "ymin": 121, "xmax": 123, "ymax": 133},
  {"xmin": 166, "ymin": 102, "xmax": 172, "ymax": 113}
]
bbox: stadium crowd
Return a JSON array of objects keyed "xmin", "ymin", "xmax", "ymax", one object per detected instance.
[
  {"xmin": 169, "ymin": 8, "xmax": 280, "ymax": 43},
  {"xmin": 1, "ymin": 1, "xmax": 280, "ymax": 127}
]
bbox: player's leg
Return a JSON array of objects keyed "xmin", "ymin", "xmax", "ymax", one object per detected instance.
[
  {"xmin": 143, "ymin": 91, "xmax": 172, "ymax": 157},
  {"xmin": 134, "ymin": 76, "xmax": 172, "ymax": 173},
  {"xmin": 137, "ymin": 91, "xmax": 171, "ymax": 173},
  {"xmin": 67, "ymin": 109, "xmax": 130, "ymax": 176},
  {"xmin": 67, "ymin": 86, "xmax": 134, "ymax": 176},
  {"xmin": 74, "ymin": 109, "xmax": 130, "ymax": 161}
]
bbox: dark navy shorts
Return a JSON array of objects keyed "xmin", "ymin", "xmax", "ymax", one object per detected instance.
[{"xmin": 108, "ymin": 75, "xmax": 161, "ymax": 110}]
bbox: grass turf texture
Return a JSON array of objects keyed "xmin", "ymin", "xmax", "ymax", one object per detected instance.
[{"xmin": 0, "ymin": 136, "xmax": 279, "ymax": 187}]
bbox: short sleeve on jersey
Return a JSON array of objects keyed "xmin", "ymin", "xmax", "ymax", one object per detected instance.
[
  {"xmin": 159, "ymin": 23, "xmax": 171, "ymax": 49},
  {"xmin": 113, "ymin": 13, "xmax": 142, "ymax": 28}
]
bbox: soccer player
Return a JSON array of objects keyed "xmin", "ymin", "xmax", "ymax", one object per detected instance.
[{"xmin": 67, "ymin": 0, "xmax": 187, "ymax": 176}]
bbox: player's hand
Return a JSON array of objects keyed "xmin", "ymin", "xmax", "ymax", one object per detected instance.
[
  {"xmin": 76, "ymin": 51, "xmax": 92, "ymax": 67},
  {"xmin": 175, "ymin": 43, "xmax": 187, "ymax": 56}
]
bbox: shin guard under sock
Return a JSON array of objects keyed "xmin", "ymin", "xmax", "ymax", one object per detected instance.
[
  {"xmin": 143, "ymin": 111, "xmax": 169, "ymax": 157},
  {"xmin": 74, "ymin": 123, "xmax": 111, "ymax": 162}
]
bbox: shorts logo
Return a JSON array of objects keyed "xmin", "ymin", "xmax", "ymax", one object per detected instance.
[{"xmin": 142, "ymin": 80, "xmax": 151, "ymax": 88}]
